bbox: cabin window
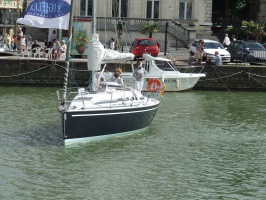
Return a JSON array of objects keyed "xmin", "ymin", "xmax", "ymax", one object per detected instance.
[
  {"xmin": 146, "ymin": 0, "xmax": 160, "ymax": 19},
  {"xmin": 155, "ymin": 60, "xmax": 175, "ymax": 71},
  {"xmin": 112, "ymin": 0, "xmax": 128, "ymax": 18},
  {"xmin": 179, "ymin": 2, "xmax": 192, "ymax": 20},
  {"xmin": 102, "ymin": 63, "xmax": 132, "ymax": 73},
  {"xmin": 80, "ymin": 0, "xmax": 93, "ymax": 16}
]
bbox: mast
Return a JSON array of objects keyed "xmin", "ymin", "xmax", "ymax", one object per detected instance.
[
  {"xmin": 92, "ymin": 0, "xmax": 96, "ymax": 34},
  {"xmin": 63, "ymin": 0, "xmax": 74, "ymax": 102},
  {"xmin": 66, "ymin": 0, "xmax": 74, "ymax": 62},
  {"xmin": 91, "ymin": 0, "xmax": 97, "ymax": 91}
]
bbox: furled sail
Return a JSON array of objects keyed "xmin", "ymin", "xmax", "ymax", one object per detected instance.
[{"xmin": 87, "ymin": 34, "xmax": 135, "ymax": 71}]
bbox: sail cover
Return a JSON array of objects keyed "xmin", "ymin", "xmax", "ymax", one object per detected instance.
[
  {"xmin": 88, "ymin": 34, "xmax": 135, "ymax": 71},
  {"xmin": 16, "ymin": 0, "xmax": 71, "ymax": 30}
]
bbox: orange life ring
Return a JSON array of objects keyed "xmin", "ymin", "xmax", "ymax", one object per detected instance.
[{"xmin": 147, "ymin": 78, "xmax": 162, "ymax": 92}]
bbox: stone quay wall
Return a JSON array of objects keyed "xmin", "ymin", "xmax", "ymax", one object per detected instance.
[
  {"xmin": 0, "ymin": 59, "xmax": 89, "ymax": 87},
  {"xmin": 178, "ymin": 65, "xmax": 266, "ymax": 91},
  {"xmin": 0, "ymin": 58, "xmax": 266, "ymax": 91}
]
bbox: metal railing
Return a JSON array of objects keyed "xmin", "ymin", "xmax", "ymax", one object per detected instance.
[{"xmin": 96, "ymin": 17, "xmax": 197, "ymax": 46}]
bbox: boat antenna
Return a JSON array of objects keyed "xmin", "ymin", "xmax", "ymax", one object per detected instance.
[{"xmin": 63, "ymin": 0, "xmax": 74, "ymax": 102}]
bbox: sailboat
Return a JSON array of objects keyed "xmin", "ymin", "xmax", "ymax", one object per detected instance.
[
  {"xmin": 16, "ymin": 0, "xmax": 162, "ymax": 144},
  {"xmin": 55, "ymin": 0, "xmax": 161, "ymax": 144}
]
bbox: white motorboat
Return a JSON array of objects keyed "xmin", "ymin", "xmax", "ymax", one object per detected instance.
[{"xmin": 102, "ymin": 53, "xmax": 206, "ymax": 92}]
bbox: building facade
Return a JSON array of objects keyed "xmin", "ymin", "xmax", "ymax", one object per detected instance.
[{"xmin": 1, "ymin": 0, "xmax": 266, "ymax": 48}]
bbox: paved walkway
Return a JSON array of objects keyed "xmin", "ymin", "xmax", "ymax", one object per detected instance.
[{"xmin": 159, "ymin": 47, "xmax": 189, "ymax": 65}]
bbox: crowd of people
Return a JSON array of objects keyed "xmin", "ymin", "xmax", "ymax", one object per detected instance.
[
  {"xmin": 188, "ymin": 33, "xmax": 235, "ymax": 67},
  {"xmin": 0, "ymin": 28, "xmax": 67, "ymax": 59}
]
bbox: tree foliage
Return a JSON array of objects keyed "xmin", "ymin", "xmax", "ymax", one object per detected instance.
[
  {"xmin": 141, "ymin": 23, "xmax": 159, "ymax": 38},
  {"xmin": 228, "ymin": 0, "xmax": 248, "ymax": 15},
  {"xmin": 226, "ymin": 20, "xmax": 266, "ymax": 42}
]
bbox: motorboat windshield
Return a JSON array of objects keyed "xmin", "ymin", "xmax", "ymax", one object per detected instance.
[{"xmin": 155, "ymin": 60, "xmax": 177, "ymax": 71}]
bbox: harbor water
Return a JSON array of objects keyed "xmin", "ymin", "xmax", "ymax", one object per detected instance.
[{"xmin": 1, "ymin": 86, "xmax": 266, "ymax": 199}]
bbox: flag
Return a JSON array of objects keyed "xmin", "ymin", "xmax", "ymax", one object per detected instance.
[{"xmin": 16, "ymin": 0, "xmax": 71, "ymax": 30}]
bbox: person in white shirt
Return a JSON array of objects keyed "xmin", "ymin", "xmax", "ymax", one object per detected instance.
[
  {"xmin": 133, "ymin": 61, "xmax": 147, "ymax": 92},
  {"xmin": 54, "ymin": 40, "xmax": 67, "ymax": 59},
  {"xmin": 109, "ymin": 38, "xmax": 115, "ymax": 50},
  {"xmin": 223, "ymin": 34, "xmax": 231, "ymax": 48}
]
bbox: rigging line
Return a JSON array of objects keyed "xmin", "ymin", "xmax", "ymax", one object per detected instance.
[
  {"xmin": 69, "ymin": 62, "xmax": 79, "ymax": 87},
  {"xmin": 0, "ymin": 65, "xmax": 52, "ymax": 78},
  {"xmin": 123, "ymin": 19, "xmax": 133, "ymax": 46},
  {"xmin": 122, "ymin": 21, "xmax": 131, "ymax": 47}
]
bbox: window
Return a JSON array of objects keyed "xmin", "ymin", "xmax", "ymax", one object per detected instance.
[
  {"xmin": 112, "ymin": 0, "xmax": 128, "ymax": 17},
  {"xmin": 179, "ymin": 2, "xmax": 192, "ymax": 20},
  {"xmin": 80, "ymin": 0, "xmax": 92, "ymax": 16},
  {"xmin": 146, "ymin": 0, "xmax": 159, "ymax": 19},
  {"xmin": 155, "ymin": 60, "xmax": 176, "ymax": 71}
]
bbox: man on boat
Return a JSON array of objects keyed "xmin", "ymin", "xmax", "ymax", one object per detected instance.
[{"xmin": 133, "ymin": 61, "xmax": 146, "ymax": 92}]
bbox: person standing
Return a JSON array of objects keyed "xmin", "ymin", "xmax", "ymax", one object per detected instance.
[
  {"xmin": 197, "ymin": 40, "xmax": 204, "ymax": 64},
  {"xmin": 223, "ymin": 34, "xmax": 231, "ymax": 48},
  {"xmin": 133, "ymin": 61, "xmax": 146, "ymax": 92},
  {"xmin": 109, "ymin": 38, "xmax": 115, "ymax": 50},
  {"xmin": 232, "ymin": 35, "xmax": 236, "ymax": 41},
  {"xmin": 17, "ymin": 27, "xmax": 24, "ymax": 53},
  {"xmin": 6, "ymin": 34, "xmax": 11, "ymax": 50},
  {"xmin": 214, "ymin": 51, "xmax": 222, "ymax": 66},
  {"xmin": 48, "ymin": 30, "xmax": 56, "ymax": 43}
]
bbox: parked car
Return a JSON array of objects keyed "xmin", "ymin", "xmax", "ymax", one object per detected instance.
[
  {"xmin": 227, "ymin": 40, "xmax": 266, "ymax": 63},
  {"xmin": 189, "ymin": 39, "xmax": 231, "ymax": 63},
  {"xmin": 129, "ymin": 38, "xmax": 160, "ymax": 58}
]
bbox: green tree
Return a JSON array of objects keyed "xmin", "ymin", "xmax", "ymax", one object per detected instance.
[
  {"xmin": 226, "ymin": 20, "xmax": 266, "ymax": 42},
  {"xmin": 228, "ymin": 0, "xmax": 248, "ymax": 15},
  {"xmin": 241, "ymin": 20, "xmax": 266, "ymax": 41},
  {"xmin": 141, "ymin": 23, "xmax": 159, "ymax": 38}
]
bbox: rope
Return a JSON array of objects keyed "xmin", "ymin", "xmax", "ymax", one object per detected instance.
[
  {"xmin": 199, "ymin": 71, "xmax": 243, "ymax": 81},
  {"xmin": 0, "ymin": 62, "xmax": 90, "ymax": 78},
  {"xmin": 0, "ymin": 64, "xmax": 51, "ymax": 78},
  {"xmin": 246, "ymin": 72, "xmax": 266, "ymax": 78},
  {"xmin": 247, "ymin": 73, "xmax": 266, "ymax": 87}
]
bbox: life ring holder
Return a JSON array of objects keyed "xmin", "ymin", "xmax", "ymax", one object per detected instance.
[{"xmin": 147, "ymin": 78, "xmax": 162, "ymax": 92}]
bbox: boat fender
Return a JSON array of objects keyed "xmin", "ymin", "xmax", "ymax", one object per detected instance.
[
  {"xmin": 161, "ymin": 76, "xmax": 164, "ymax": 83},
  {"xmin": 175, "ymin": 79, "xmax": 179, "ymax": 88},
  {"xmin": 147, "ymin": 78, "xmax": 162, "ymax": 92},
  {"xmin": 160, "ymin": 84, "xmax": 167, "ymax": 97}
]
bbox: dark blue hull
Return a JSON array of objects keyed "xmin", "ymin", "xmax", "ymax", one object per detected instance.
[{"xmin": 62, "ymin": 103, "xmax": 159, "ymax": 143}]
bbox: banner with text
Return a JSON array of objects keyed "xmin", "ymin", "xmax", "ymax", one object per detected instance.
[{"xmin": 16, "ymin": 0, "xmax": 71, "ymax": 30}]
